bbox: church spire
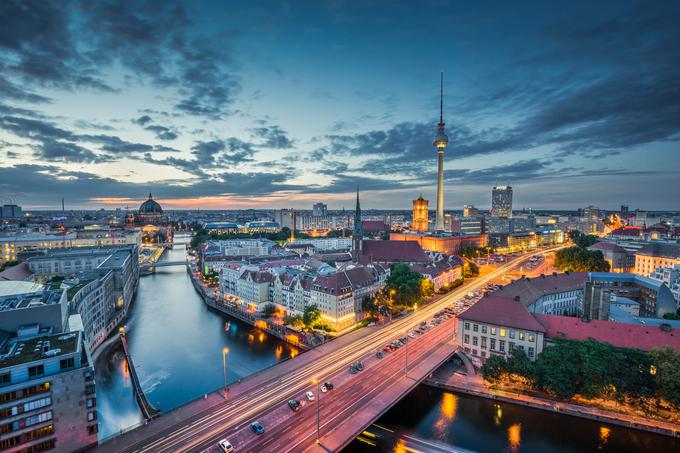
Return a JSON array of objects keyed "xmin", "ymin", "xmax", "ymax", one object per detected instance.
[{"xmin": 352, "ymin": 188, "xmax": 362, "ymax": 262}]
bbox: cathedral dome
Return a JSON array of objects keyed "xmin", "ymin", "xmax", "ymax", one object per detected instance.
[{"xmin": 139, "ymin": 193, "xmax": 163, "ymax": 214}]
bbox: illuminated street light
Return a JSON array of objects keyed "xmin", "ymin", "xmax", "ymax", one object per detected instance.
[{"xmin": 222, "ymin": 348, "xmax": 229, "ymax": 399}]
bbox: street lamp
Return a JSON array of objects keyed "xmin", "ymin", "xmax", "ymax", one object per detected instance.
[
  {"xmin": 312, "ymin": 378, "xmax": 321, "ymax": 444},
  {"xmin": 222, "ymin": 347, "xmax": 229, "ymax": 399}
]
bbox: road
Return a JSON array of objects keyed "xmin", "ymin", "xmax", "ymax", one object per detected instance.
[{"xmin": 95, "ymin": 246, "xmax": 560, "ymax": 453}]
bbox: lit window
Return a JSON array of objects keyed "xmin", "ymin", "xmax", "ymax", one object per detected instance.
[{"xmin": 499, "ymin": 329, "xmax": 506, "ymax": 337}]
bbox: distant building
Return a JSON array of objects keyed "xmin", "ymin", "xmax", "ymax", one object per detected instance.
[
  {"xmin": 312, "ymin": 203, "xmax": 328, "ymax": 217},
  {"xmin": 1, "ymin": 204, "xmax": 22, "ymax": 219},
  {"xmin": 491, "ymin": 186, "xmax": 512, "ymax": 218},
  {"xmin": 358, "ymin": 240, "xmax": 429, "ymax": 265},
  {"xmin": 588, "ymin": 242, "xmax": 635, "ymax": 273},
  {"xmin": 289, "ymin": 238, "xmax": 351, "ymax": 252},
  {"xmin": 463, "ymin": 205, "xmax": 478, "ymax": 218},
  {"xmin": 389, "ymin": 232, "xmax": 487, "ymax": 256},
  {"xmin": 459, "ymin": 219, "xmax": 483, "ymax": 236},
  {"xmin": 411, "ymin": 195, "xmax": 429, "ymax": 233},
  {"xmin": 494, "ymin": 272, "xmax": 587, "ymax": 317},
  {"xmin": 202, "ymin": 222, "xmax": 240, "ymax": 234},
  {"xmin": 136, "ymin": 193, "xmax": 164, "ymax": 225},
  {"xmin": 275, "ymin": 209, "xmax": 294, "ymax": 230},
  {"xmin": 634, "ymin": 243, "xmax": 680, "ymax": 276},
  {"xmin": 245, "ymin": 221, "xmax": 280, "ymax": 233},
  {"xmin": 649, "ymin": 264, "xmax": 680, "ymax": 307}
]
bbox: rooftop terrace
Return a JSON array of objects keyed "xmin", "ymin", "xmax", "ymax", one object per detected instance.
[{"xmin": 0, "ymin": 331, "xmax": 80, "ymax": 367}]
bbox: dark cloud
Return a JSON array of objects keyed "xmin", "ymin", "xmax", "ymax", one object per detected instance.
[
  {"xmin": 251, "ymin": 125, "xmax": 294, "ymax": 149},
  {"xmin": 132, "ymin": 115, "xmax": 152, "ymax": 126},
  {"xmin": 144, "ymin": 125, "xmax": 178, "ymax": 141}
]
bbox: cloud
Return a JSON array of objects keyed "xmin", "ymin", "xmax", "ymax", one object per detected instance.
[
  {"xmin": 251, "ymin": 124, "xmax": 294, "ymax": 149},
  {"xmin": 132, "ymin": 115, "xmax": 152, "ymax": 126}
]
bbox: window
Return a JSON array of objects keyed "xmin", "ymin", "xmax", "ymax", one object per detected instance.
[
  {"xmin": 87, "ymin": 411, "xmax": 97, "ymax": 421},
  {"xmin": 0, "ymin": 373, "xmax": 10, "ymax": 386},
  {"xmin": 528, "ymin": 334, "xmax": 535, "ymax": 342},
  {"xmin": 509, "ymin": 342, "xmax": 515, "ymax": 351},
  {"xmin": 23, "ymin": 397, "xmax": 51, "ymax": 413},
  {"xmin": 25, "ymin": 425, "xmax": 54, "ymax": 442},
  {"xmin": 473, "ymin": 324, "xmax": 479, "ymax": 332},
  {"xmin": 481, "ymin": 337, "xmax": 487, "ymax": 349},
  {"xmin": 490, "ymin": 327, "xmax": 497, "ymax": 335},
  {"xmin": 519, "ymin": 332, "xmax": 525, "ymax": 341},
  {"xmin": 463, "ymin": 335, "xmax": 470, "ymax": 344},
  {"xmin": 86, "ymin": 398, "xmax": 96, "ymax": 408},
  {"xmin": 509, "ymin": 330, "xmax": 516, "ymax": 339},
  {"xmin": 528, "ymin": 347, "xmax": 535, "ymax": 358},
  {"xmin": 481, "ymin": 351, "xmax": 486, "ymax": 358},
  {"xmin": 481, "ymin": 325, "xmax": 488, "ymax": 334},
  {"xmin": 490, "ymin": 339, "xmax": 496, "ymax": 350},
  {"xmin": 499, "ymin": 328, "xmax": 506, "ymax": 337},
  {"xmin": 464, "ymin": 322, "xmax": 470, "ymax": 330},
  {"xmin": 87, "ymin": 424, "xmax": 98, "ymax": 435},
  {"xmin": 472, "ymin": 336, "xmax": 478, "ymax": 346},
  {"xmin": 499, "ymin": 340, "xmax": 505, "ymax": 352},
  {"xmin": 28, "ymin": 365, "xmax": 45, "ymax": 378},
  {"xmin": 59, "ymin": 358, "xmax": 75, "ymax": 370},
  {"xmin": 25, "ymin": 439, "xmax": 56, "ymax": 453}
]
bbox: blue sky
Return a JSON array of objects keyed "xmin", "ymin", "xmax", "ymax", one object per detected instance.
[{"xmin": 0, "ymin": 0, "xmax": 678, "ymax": 210}]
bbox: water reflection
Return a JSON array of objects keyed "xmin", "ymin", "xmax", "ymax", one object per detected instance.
[
  {"xmin": 95, "ymin": 237, "xmax": 296, "ymax": 440},
  {"xmin": 599, "ymin": 426, "xmax": 611, "ymax": 449},
  {"xmin": 508, "ymin": 422, "xmax": 521, "ymax": 451}
]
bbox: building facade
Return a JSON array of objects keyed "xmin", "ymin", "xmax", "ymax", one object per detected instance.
[
  {"xmin": 491, "ymin": 186, "xmax": 513, "ymax": 218},
  {"xmin": 412, "ymin": 195, "xmax": 429, "ymax": 233}
]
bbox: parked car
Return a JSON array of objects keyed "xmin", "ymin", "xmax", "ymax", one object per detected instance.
[
  {"xmin": 376, "ymin": 350, "xmax": 384, "ymax": 359},
  {"xmin": 288, "ymin": 399, "xmax": 300, "ymax": 411},
  {"xmin": 321, "ymin": 385, "xmax": 328, "ymax": 393},
  {"xmin": 250, "ymin": 421, "xmax": 265, "ymax": 435},
  {"xmin": 324, "ymin": 382, "xmax": 334, "ymax": 390},
  {"xmin": 306, "ymin": 391, "xmax": 315, "ymax": 401},
  {"xmin": 217, "ymin": 439, "xmax": 234, "ymax": 452},
  {"xmin": 356, "ymin": 361, "xmax": 364, "ymax": 371}
]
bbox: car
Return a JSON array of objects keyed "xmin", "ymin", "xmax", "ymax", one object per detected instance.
[
  {"xmin": 218, "ymin": 439, "xmax": 234, "ymax": 452},
  {"xmin": 288, "ymin": 399, "xmax": 300, "ymax": 411},
  {"xmin": 321, "ymin": 384, "xmax": 328, "ymax": 392},
  {"xmin": 250, "ymin": 421, "xmax": 265, "ymax": 435},
  {"xmin": 383, "ymin": 345, "xmax": 392, "ymax": 352},
  {"xmin": 376, "ymin": 350, "xmax": 384, "ymax": 359},
  {"xmin": 356, "ymin": 361, "xmax": 364, "ymax": 371},
  {"xmin": 350, "ymin": 365, "xmax": 358, "ymax": 374},
  {"xmin": 420, "ymin": 321, "xmax": 427, "ymax": 327},
  {"xmin": 324, "ymin": 382, "xmax": 334, "ymax": 390},
  {"xmin": 306, "ymin": 391, "xmax": 315, "ymax": 401}
]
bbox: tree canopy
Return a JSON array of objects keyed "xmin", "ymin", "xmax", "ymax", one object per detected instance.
[
  {"xmin": 554, "ymin": 246, "xmax": 610, "ymax": 272},
  {"xmin": 385, "ymin": 264, "xmax": 428, "ymax": 307},
  {"xmin": 303, "ymin": 304, "xmax": 321, "ymax": 327},
  {"xmin": 568, "ymin": 230, "xmax": 600, "ymax": 249}
]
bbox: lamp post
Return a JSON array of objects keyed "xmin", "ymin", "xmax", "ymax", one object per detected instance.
[
  {"xmin": 312, "ymin": 378, "xmax": 320, "ymax": 443},
  {"xmin": 222, "ymin": 347, "xmax": 229, "ymax": 399}
]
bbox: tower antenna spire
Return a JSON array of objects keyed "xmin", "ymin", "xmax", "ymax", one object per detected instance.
[{"xmin": 439, "ymin": 71, "xmax": 444, "ymax": 126}]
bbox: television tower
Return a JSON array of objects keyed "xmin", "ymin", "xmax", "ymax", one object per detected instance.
[{"xmin": 433, "ymin": 72, "xmax": 448, "ymax": 231}]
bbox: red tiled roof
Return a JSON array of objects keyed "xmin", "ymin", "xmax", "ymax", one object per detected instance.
[
  {"xmin": 361, "ymin": 220, "xmax": 389, "ymax": 232},
  {"xmin": 458, "ymin": 296, "xmax": 547, "ymax": 332},
  {"xmin": 535, "ymin": 314, "xmax": 680, "ymax": 353},
  {"xmin": 609, "ymin": 227, "xmax": 642, "ymax": 237},
  {"xmin": 494, "ymin": 272, "xmax": 587, "ymax": 305},
  {"xmin": 359, "ymin": 240, "xmax": 428, "ymax": 264}
]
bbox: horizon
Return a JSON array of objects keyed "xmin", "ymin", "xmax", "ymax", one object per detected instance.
[{"xmin": 1, "ymin": 1, "xmax": 679, "ymax": 211}]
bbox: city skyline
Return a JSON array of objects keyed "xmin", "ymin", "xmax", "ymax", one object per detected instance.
[{"xmin": 1, "ymin": 1, "xmax": 679, "ymax": 210}]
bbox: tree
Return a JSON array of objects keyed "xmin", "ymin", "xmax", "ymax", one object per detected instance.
[
  {"xmin": 262, "ymin": 303, "xmax": 277, "ymax": 318},
  {"xmin": 421, "ymin": 278, "xmax": 435, "ymax": 298},
  {"xmin": 284, "ymin": 314, "xmax": 303, "ymax": 327},
  {"xmin": 480, "ymin": 355, "xmax": 509, "ymax": 384},
  {"xmin": 568, "ymin": 230, "xmax": 599, "ymax": 249},
  {"xmin": 303, "ymin": 304, "xmax": 321, "ymax": 328},
  {"xmin": 533, "ymin": 340, "xmax": 581, "ymax": 398},
  {"xmin": 650, "ymin": 347, "xmax": 680, "ymax": 407},
  {"xmin": 463, "ymin": 261, "xmax": 480, "ymax": 278},
  {"xmin": 361, "ymin": 296, "xmax": 378, "ymax": 316},
  {"xmin": 385, "ymin": 264, "xmax": 426, "ymax": 307},
  {"xmin": 555, "ymin": 247, "xmax": 610, "ymax": 272}
]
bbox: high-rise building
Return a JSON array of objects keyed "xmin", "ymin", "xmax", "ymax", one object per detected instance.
[
  {"xmin": 583, "ymin": 206, "xmax": 600, "ymax": 223},
  {"xmin": 275, "ymin": 209, "xmax": 294, "ymax": 229},
  {"xmin": 412, "ymin": 195, "xmax": 429, "ymax": 233},
  {"xmin": 620, "ymin": 205, "xmax": 629, "ymax": 216},
  {"xmin": 1, "ymin": 204, "xmax": 22, "ymax": 219},
  {"xmin": 312, "ymin": 203, "xmax": 328, "ymax": 217},
  {"xmin": 491, "ymin": 186, "xmax": 513, "ymax": 218},
  {"xmin": 463, "ymin": 205, "xmax": 478, "ymax": 218},
  {"xmin": 433, "ymin": 73, "xmax": 448, "ymax": 231}
]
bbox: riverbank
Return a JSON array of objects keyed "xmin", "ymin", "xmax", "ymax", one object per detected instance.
[
  {"xmin": 424, "ymin": 360, "xmax": 680, "ymax": 438},
  {"xmin": 187, "ymin": 263, "xmax": 311, "ymax": 350}
]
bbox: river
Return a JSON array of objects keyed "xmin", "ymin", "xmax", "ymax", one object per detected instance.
[
  {"xmin": 94, "ymin": 236, "xmax": 299, "ymax": 440},
  {"xmin": 344, "ymin": 385, "xmax": 680, "ymax": 452}
]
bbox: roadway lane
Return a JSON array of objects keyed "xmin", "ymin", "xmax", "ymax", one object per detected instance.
[{"xmin": 94, "ymin": 247, "xmax": 560, "ymax": 453}]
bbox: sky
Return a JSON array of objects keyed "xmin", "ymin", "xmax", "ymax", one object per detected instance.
[{"xmin": 0, "ymin": 0, "xmax": 679, "ymax": 211}]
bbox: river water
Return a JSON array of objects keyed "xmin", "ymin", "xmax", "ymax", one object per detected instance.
[
  {"xmin": 95, "ymin": 237, "xmax": 680, "ymax": 451},
  {"xmin": 345, "ymin": 385, "xmax": 680, "ymax": 452},
  {"xmin": 94, "ymin": 236, "xmax": 299, "ymax": 440}
]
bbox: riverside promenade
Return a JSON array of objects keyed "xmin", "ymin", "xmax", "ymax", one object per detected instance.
[{"xmin": 424, "ymin": 359, "xmax": 680, "ymax": 438}]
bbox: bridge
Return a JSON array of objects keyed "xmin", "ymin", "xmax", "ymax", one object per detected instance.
[
  {"xmin": 94, "ymin": 248, "xmax": 558, "ymax": 453},
  {"xmin": 139, "ymin": 260, "xmax": 186, "ymax": 271},
  {"xmin": 119, "ymin": 330, "xmax": 161, "ymax": 421}
]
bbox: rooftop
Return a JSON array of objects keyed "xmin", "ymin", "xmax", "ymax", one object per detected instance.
[
  {"xmin": 359, "ymin": 240, "xmax": 429, "ymax": 264},
  {"xmin": 0, "ymin": 281, "xmax": 43, "ymax": 298},
  {"xmin": 635, "ymin": 243, "xmax": 680, "ymax": 259},
  {"xmin": 0, "ymin": 331, "xmax": 80, "ymax": 367},
  {"xmin": 459, "ymin": 295, "xmax": 547, "ymax": 332},
  {"xmin": 535, "ymin": 314, "xmax": 680, "ymax": 353},
  {"xmin": 494, "ymin": 272, "xmax": 587, "ymax": 305}
]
